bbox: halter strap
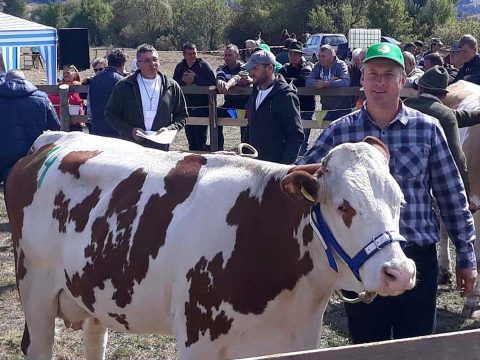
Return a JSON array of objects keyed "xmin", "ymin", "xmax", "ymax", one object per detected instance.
[{"xmin": 310, "ymin": 204, "xmax": 406, "ymax": 281}]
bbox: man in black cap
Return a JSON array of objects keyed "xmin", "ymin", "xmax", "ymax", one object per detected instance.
[
  {"xmin": 275, "ymin": 38, "xmax": 294, "ymax": 65},
  {"xmin": 404, "ymin": 65, "xmax": 480, "ymax": 202},
  {"xmin": 279, "ymin": 41, "xmax": 315, "ymax": 155}
]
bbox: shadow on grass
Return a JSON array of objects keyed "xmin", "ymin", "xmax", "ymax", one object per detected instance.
[{"xmin": 0, "ymin": 283, "xmax": 16, "ymax": 297}]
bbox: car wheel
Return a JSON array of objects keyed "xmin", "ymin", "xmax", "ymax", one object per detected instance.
[{"xmin": 312, "ymin": 53, "xmax": 317, "ymax": 63}]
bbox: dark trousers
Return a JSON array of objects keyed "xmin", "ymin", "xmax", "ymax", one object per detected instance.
[
  {"xmin": 343, "ymin": 243, "xmax": 438, "ymax": 343},
  {"xmin": 186, "ymin": 108, "xmax": 209, "ymax": 151},
  {"xmin": 299, "ymin": 111, "xmax": 314, "ymax": 156}
]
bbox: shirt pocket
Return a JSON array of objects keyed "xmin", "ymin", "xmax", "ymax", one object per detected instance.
[{"xmin": 391, "ymin": 145, "xmax": 427, "ymax": 180}]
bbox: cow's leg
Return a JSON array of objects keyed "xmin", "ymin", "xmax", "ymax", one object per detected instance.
[
  {"xmin": 19, "ymin": 270, "xmax": 58, "ymax": 359},
  {"xmin": 437, "ymin": 219, "xmax": 453, "ymax": 285},
  {"xmin": 83, "ymin": 317, "xmax": 108, "ymax": 360}
]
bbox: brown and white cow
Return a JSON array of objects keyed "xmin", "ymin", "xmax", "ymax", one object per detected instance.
[
  {"xmin": 6, "ymin": 131, "xmax": 416, "ymax": 360},
  {"xmin": 441, "ymin": 80, "xmax": 480, "ymax": 316}
]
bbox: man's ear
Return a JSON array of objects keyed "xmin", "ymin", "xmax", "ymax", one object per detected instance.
[{"xmin": 363, "ymin": 136, "xmax": 390, "ymax": 161}]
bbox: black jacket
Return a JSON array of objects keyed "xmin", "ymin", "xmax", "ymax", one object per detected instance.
[
  {"xmin": 279, "ymin": 61, "xmax": 315, "ymax": 112},
  {"xmin": 173, "ymin": 58, "xmax": 215, "ymax": 109},
  {"xmin": 0, "ymin": 78, "xmax": 60, "ymax": 182},
  {"xmin": 105, "ymin": 71, "xmax": 187, "ymax": 150},
  {"xmin": 244, "ymin": 75, "xmax": 304, "ymax": 164},
  {"xmin": 455, "ymin": 54, "xmax": 480, "ymax": 85},
  {"xmin": 89, "ymin": 67, "xmax": 123, "ymax": 137}
]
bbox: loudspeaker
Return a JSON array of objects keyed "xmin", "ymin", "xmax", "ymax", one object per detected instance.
[{"xmin": 58, "ymin": 28, "xmax": 90, "ymax": 71}]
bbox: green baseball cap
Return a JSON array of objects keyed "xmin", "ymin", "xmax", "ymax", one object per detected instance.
[{"xmin": 363, "ymin": 42, "xmax": 405, "ymax": 69}]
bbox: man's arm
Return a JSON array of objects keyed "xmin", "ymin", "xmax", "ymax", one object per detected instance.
[
  {"xmin": 44, "ymin": 95, "xmax": 60, "ymax": 130},
  {"xmin": 295, "ymin": 123, "xmax": 335, "ymax": 165},
  {"xmin": 104, "ymin": 82, "xmax": 132, "ymax": 138},
  {"xmin": 453, "ymin": 109, "xmax": 480, "ymax": 128},
  {"xmin": 193, "ymin": 61, "xmax": 216, "ymax": 86},
  {"xmin": 278, "ymin": 92, "xmax": 304, "ymax": 164},
  {"xmin": 327, "ymin": 62, "xmax": 350, "ymax": 88},
  {"xmin": 168, "ymin": 82, "xmax": 188, "ymax": 131},
  {"xmin": 306, "ymin": 63, "xmax": 320, "ymax": 87},
  {"xmin": 429, "ymin": 123, "xmax": 477, "ymax": 293}
]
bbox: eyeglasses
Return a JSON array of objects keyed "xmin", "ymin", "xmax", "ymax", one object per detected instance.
[{"xmin": 94, "ymin": 68, "xmax": 105, "ymax": 72}]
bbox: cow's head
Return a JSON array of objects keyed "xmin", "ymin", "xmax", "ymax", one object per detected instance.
[{"xmin": 282, "ymin": 137, "xmax": 416, "ymax": 297}]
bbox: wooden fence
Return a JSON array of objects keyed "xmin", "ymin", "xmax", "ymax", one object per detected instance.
[
  {"xmin": 37, "ymin": 84, "xmax": 418, "ymax": 151},
  {"xmin": 236, "ymin": 328, "xmax": 480, "ymax": 360}
]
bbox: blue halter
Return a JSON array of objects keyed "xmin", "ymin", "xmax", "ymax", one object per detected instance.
[{"xmin": 310, "ymin": 204, "xmax": 406, "ymax": 281}]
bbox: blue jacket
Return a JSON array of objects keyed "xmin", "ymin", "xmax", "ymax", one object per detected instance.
[
  {"xmin": 0, "ymin": 78, "xmax": 60, "ymax": 182},
  {"xmin": 89, "ymin": 67, "xmax": 124, "ymax": 136}
]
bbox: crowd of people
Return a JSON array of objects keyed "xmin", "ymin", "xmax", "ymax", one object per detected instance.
[{"xmin": 2, "ymin": 30, "xmax": 480, "ymax": 348}]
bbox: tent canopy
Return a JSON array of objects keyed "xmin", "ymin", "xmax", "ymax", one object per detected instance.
[{"xmin": 0, "ymin": 12, "xmax": 57, "ymax": 84}]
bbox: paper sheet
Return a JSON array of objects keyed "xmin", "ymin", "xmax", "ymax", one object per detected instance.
[{"xmin": 136, "ymin": 129, "xmax": 178, "ymax": 144}]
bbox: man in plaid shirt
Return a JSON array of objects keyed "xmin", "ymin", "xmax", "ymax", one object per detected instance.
[{"xmin": 297, "ymin": 43, "xmax": 477, "ymax": 343}]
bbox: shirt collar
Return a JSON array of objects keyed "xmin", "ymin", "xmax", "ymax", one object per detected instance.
[{"xmin": 360, "ymin": 100, "xmax": 409, "ymax": 127}]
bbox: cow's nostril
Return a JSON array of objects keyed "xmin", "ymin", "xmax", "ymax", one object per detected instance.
[{"xmin": 383, "ymin": 267, "xmax": 398, "ymax": 282}]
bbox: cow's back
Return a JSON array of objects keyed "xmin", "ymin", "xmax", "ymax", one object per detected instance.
[{"xmin": 7, "ymin": 131, "xmax": 295, "ymax": 335}]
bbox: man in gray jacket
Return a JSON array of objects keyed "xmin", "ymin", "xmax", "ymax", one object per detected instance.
[
  {"xmin": 105, "ymin": 44, "xmax": 187, "ymax": 151},
  {"xmin": 306, "ymin": 45, "xmax": 351, "ymax": 121}
]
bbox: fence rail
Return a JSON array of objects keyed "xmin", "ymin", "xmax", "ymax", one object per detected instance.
[
  {"xmin": 236, "ymin": 328, "xmax": 480, "ymax": 360},
  {"xmin": 37, "ymin": 84, "xmax": 418, "ymax": 150}
]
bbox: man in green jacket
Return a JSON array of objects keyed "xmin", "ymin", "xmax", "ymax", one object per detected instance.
[
  {"xmin": 105, "ymin": 44, "xmax": 188, "ymax": 150},
  {"xmin": 404, "ymin": 65, "xmax": 480, "ymax": 199}
]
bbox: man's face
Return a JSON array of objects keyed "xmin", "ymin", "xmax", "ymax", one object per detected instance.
[
  {"xmin": 249, "ymin": 64, "xmax": 272, "ymax": 87},
  {"xmin": 184, "ymin": 48, "xmax": 197, "ymax": 65},
  {"xmin": 224, "ymin": 48, "xmax": 238, "ymax": 67},
  {"xmin": 137, "ymin": 51, "xmax": 159, "ymax": 79},
  {"xmin": 450, "ymin": 51, "xmax": 465, "ymax": 69},
  {"xmin": 460, "ymin": 44, "xmax": 477, "ymax": 63},
  {"xmin": 288, "ymin": 51, "xmax": 303, "ymax": 66},
  {"xmin": 361, "ymin": 59, "xmax": 406, "ymax": 108},
  {"xmin": 404, "ymin": 58, "xmax": 415, "ymax": 74},
  {"xmin": 319, "ymin": 50, "xmax": 334, "ymax": 68}
]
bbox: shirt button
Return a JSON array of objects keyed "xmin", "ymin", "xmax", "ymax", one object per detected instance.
[{"xmin": 381, "ymin": 130, "xmax": 386, "ymax": 135}]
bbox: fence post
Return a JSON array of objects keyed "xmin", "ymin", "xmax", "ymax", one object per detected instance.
[
  {"xmin": 208, "ymin": 85, "xmax": 219, "ymax": 152},
  {"xmin": 59, "ymin": 84, "xmax": 70, "ymax": 131}
]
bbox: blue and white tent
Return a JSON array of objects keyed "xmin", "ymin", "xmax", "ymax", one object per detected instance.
[{"xmin": 0, "ymin": 12, "xmax": 57, "ymax": 84}]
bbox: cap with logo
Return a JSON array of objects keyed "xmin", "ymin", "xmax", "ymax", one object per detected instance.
[
  {"xmin": 363, "ymin": 42, "xmax": 405, "ymax": 69},
  {"xmin": 431, "ymin": 38, "xmax": 444, "ymax": 46},
  {"xmin": 414, "ymin": 65, "xmax": 449, "ymax": 93},
  {"xmin": 245, "ymin": 50, "xmax": 277, "ymax": 71}
]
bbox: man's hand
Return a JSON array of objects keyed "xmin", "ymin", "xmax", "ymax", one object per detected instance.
[
  {"xmin": 456, "ymin": 268, "xmax": 477, "ymax": 297},
  {"xmin": 217, "ymin": 80, "xmax": 228, "ymax": 94},
  {"xmin": 315, "ymin": 80, "xmax": 328, "ymax": 89},
  {"xmin": 156, "ymin": 127, "xmax": 167, "ymax": 134},
  {"xmin": 182, "ymin": 70, "xmax": 195, "ymax": 85},
  {"xmin": 132, "ymin": 127, "xmax": 146, "ymax": 142}
]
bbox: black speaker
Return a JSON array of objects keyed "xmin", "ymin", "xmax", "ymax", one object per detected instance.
[{"xmin": 58, "ymin": 28, "xmax": 90, "ymax": 71}]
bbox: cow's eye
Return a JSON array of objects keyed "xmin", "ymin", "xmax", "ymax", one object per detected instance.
[{"xmin": 338, "ymin": 204, "xmax": 347, "ymax": 212}]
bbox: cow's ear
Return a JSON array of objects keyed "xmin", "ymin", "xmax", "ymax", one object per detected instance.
[
  {"xmin": 281, "ymin": 170, "xmax": 319, "ymax": 204},
  {"xmin": 363, "ymin": 136, "xmax": 390, "ymax": 161}
]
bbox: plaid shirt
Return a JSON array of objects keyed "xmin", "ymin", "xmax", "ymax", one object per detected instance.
[{"xmin": 297, "ymin": 103, "xmax": 476, "ymax": 268}]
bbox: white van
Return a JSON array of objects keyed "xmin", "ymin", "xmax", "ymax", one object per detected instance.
[{"xmin": 303, "ymin": 33, "xmax": 348, "ymax": 62}]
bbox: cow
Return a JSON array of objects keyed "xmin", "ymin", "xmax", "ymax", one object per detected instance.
[
  {"xmin": 6, "ymin": 131, "xmax": 416, "ymax": 360},
  {"xmin": 440, "ymin": 80, "xmax": 480, "ymax": 317}
]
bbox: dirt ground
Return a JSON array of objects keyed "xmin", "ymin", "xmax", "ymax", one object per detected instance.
[{"xmin": 1, "ymin": 49, "xmax": 479, "ymax": 359}]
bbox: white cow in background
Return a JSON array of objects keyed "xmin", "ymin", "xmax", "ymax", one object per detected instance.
[
  {"xmin": 6, "ymin": 131, "xmax": 415, "ymax": 360},
  {"xmin": 441, "ymin": 80, "xmax": 480, "ymax": 317}
]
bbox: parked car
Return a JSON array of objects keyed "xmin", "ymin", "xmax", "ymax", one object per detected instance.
[{"xmin": 302, "ymin": 33, "xmax": 348, "ymax": 62}]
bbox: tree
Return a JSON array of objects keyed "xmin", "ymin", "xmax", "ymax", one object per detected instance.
[
  {"xmin": 366, "ymin": 0, "xmax": 412, "ymax": 41},
  {"xmin": 109, "ymin": 0, "xmax": 172, "ymax": 47},
  {"xmin": 69, "ymin": 0, "xmax": 113, "ymax": 45},
  {"xmin": 30, "ymin": 3, "xmax": 70, "ymax": 29},
  {"xmin": 3, "ymin": 0, "xmax": 26, "ymax": 18}
]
